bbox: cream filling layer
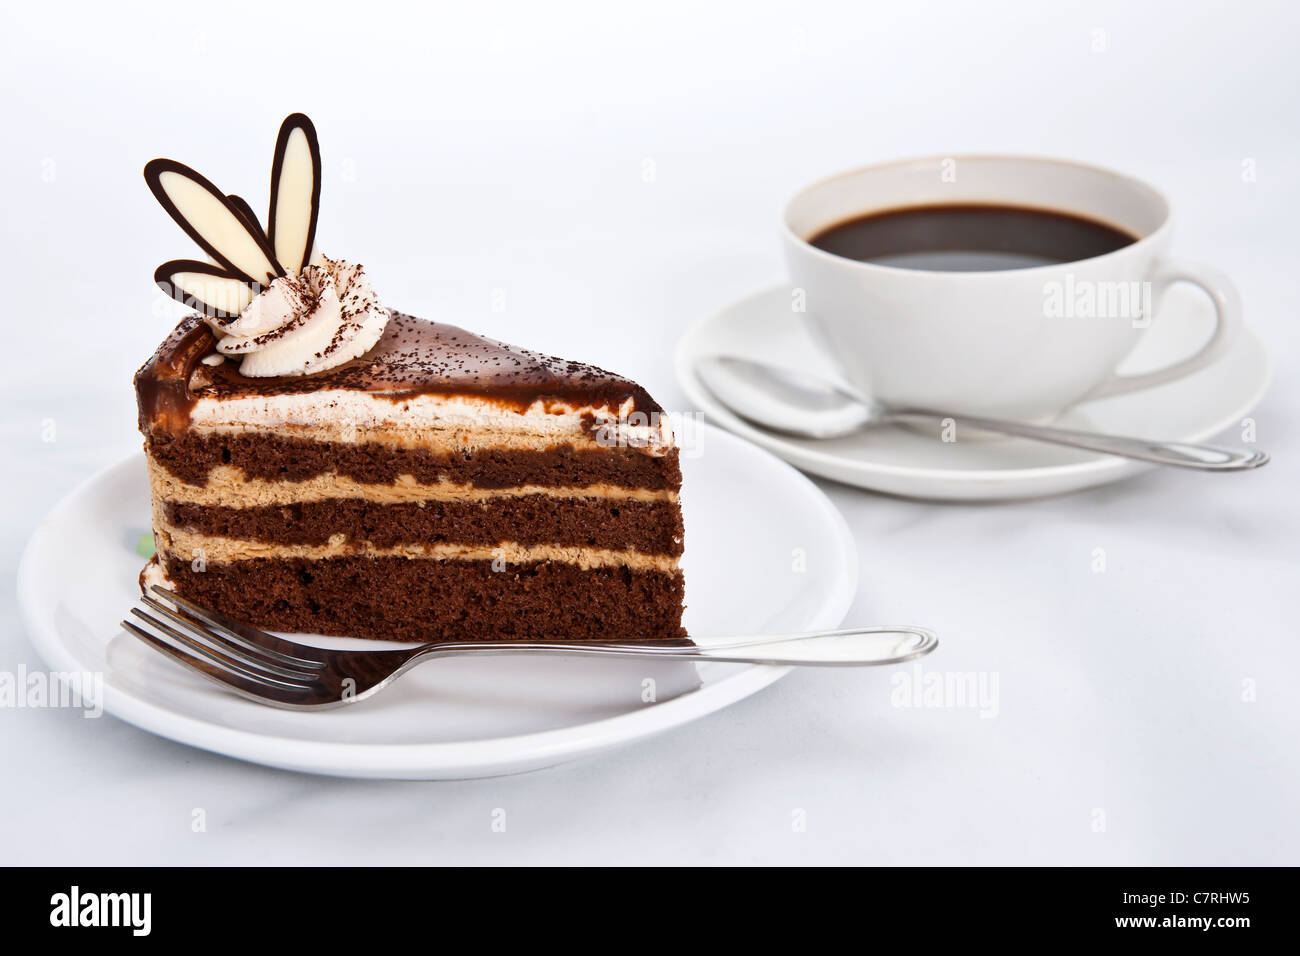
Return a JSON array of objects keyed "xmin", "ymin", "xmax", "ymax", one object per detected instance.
[
  {"xmin": 190, "ymin": 421, "xmax": 611, "ymax": 453},
  {"xmin": 189, "ymin": 389, "xmax": 675, "ymax": 456},
  {"xmin": 156, "ymin": 526, "xmax": 681, "ymax": 573},
  {"xmin": 148, "ymin": 463, "xmax": 678, "ymax": 508}
]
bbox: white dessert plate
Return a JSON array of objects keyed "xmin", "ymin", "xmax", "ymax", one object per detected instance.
[
  {"xmin": 18, "ymin": 423, "xmax": 857, "ymax": 780},
  {"xmin": 676, "ymin": 285, "xmax": 1272, "ymax": 500}
]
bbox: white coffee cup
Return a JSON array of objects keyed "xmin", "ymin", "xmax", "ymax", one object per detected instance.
[{"xmin": 782, "ymin": 155, "xmax": 1241, "ymax": 421}]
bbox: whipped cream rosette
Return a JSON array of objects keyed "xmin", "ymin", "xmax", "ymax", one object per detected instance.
[{"xmin": 207, "ymin": 256, "xmax": 387, "ymax": 377}]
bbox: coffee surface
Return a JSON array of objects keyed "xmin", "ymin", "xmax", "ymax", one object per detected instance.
[{"xmin": 808, "ymin": 204, "xmax": 1137, "ymax": 272}]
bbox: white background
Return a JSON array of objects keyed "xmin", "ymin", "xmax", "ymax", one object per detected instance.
[{"xmin": 2, "ymin": 0, "xmax": 1297, "ymax": 864}]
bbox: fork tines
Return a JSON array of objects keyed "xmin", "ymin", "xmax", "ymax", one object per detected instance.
[{"xmin": 121, "ymin": 587, "xmax": 325, "ymax": 703}]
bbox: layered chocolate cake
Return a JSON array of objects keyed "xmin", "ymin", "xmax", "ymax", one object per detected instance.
[{"xmin": 135, "ymin": 114, "xmax": 685, "ymax": 643}]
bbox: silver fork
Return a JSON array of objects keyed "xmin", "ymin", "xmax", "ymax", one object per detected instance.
[{"xmin": 122, "ymin": 585, "xmax": 938, "ymax": 710}]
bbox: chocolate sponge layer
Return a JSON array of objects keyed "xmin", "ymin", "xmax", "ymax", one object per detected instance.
[
  {"xmin": 163, "ymin": 496, "xmax": 684, "ymax": 555},
  {"xmin": 147, "ymin": 432, "xmax": 682, "ymax": 490},
  {"xmin": 159, "ymin": 554, "xmax": 687, "ymax": 644}
]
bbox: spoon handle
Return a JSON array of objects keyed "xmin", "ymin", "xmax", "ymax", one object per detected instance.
[
  {"xmin": 898, "ymin": 409, "xmax": 1269, "ymax": 471},
  {"xmin": 419, "ymin": 625, "xmax": 938, "ymax": 667}
]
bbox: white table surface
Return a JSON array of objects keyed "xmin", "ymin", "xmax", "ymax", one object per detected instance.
[{"xmin": 2, "ymin": 0, "xmax": 1296, "ymax": 865}]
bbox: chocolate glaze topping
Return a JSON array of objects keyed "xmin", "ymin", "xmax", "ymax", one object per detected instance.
[{"xmin": 135, "ymin": 311, "xmax": 663, "ymax": 435}]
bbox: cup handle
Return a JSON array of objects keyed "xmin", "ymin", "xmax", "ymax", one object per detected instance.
[{"xmin": 1084, "ymin": 258, "xmax": 1241, "ymax": 401}]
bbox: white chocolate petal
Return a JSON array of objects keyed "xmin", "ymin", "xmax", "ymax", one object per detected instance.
[
  {"xmin": 155, "ymin": 169, "xmax": 280, "ymax": 282},
  {"xmin": 269, "ymin": 118, "xmax": 320, "ymax": 275},
  {"xmin": 162, "ymin": 268, "xmax": 256, "ymax": 316}
]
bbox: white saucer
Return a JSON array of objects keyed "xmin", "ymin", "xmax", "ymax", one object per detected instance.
[
  {"xmin": 676, "ymin": 285, "xmax": 1271, "ymax": 501},
  {"xmin": 17, "ymin": 424, "xmax": 857, "ymax": 780}
]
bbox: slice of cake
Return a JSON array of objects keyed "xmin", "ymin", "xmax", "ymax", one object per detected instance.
[{"xmin": 135, "ymin": 114, "xmax": 685, "ymax": 644}]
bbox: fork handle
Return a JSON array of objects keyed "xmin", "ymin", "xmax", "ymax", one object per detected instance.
[{"xmin": 416, "ymin": 625, "xmax": 937, "ymax": 667}]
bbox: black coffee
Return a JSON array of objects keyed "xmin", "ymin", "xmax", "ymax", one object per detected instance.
[{"xmin": 808, "ymin": 203, "xmax": 1137, "ymax": 272}]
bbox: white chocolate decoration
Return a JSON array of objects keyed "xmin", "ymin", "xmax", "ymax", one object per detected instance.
[
  {"xmin": 268, "ymin": 116, "xmax": 321, "ymax": 275},
  {"xmin": 147, "ymin": 164, "xmax": 281, "ymax": 284},
  {"xmin": 156, "ymin": 263, "xmax": 257, "ymax": 317},
  {"xmin": 146, "ymin": 114, "xmax": 388, "ymax": 375}
]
